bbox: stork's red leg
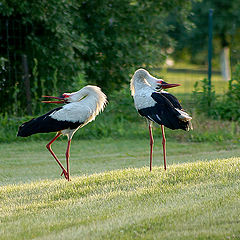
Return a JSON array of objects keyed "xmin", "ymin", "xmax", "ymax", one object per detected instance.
[
  {"xmin": 161, "ymin": 125, "xmax": 167, "ymax": 170},
  {"xmin": 148, "ymin": 122, "xmax": 154, "ymax": 171},
  {"xmin": 46, "ymin": 133, "xmax": 68, "ymax": 179},
  {"xmin": 65, "ymin": 139, "xmax": 72, "ymax": 181}
]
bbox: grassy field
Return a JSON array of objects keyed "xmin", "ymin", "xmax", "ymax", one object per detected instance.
[
  {"xmin": 152, "ymin": 69, "xmax": 228, "ymax": 94},
  {"xmin": 1, "ymin": 138, "xmax": 240, "ymax": 239}
]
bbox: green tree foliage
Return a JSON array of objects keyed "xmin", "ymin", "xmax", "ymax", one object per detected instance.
[
  {"xmin": 171, "ymin": 0, "xmax": 240, "ymax": 65},
  {"xmin": 0, "ymin": 0, "xmax": 83, "ymax": 114},
  {"xmin": 76, "ymin": 0, "xmax": 192, "ymax": 92},
  {"xmin": 0, "ymin": 0, "xmax": 192, "ymax": 115}
]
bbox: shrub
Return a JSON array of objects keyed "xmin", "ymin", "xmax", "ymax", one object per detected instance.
[
  {"xmin": 219, "ymin": 64, "xmax": 240, "ymax": 121},
  {"xmin": 192, "ymin": 78, "xmax": 217, "ymax": 116},
  {"xmin": 192, "ymin": 64, "xmax": 240, "ymax": 122}
]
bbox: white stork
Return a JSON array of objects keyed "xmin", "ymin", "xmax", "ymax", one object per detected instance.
[
  {"xmin": 130, "ymin": 69, "xmax": 192, "ymax": 171},
  {"xmin": 17, "ymin": 85, "xmax": 107, "ymax": 181}
]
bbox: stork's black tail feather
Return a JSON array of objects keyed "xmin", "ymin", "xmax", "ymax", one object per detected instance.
[
  {"xmin": 17, "ymin": 107, "xmax": 84, "ymax": 137},
  {"xmin": 17, "ymin": 118, "xmax": 41, "ymax": 137},
  {"xmin": 17, "ymin": 108, "xmax": 63, "ymax": 137},
  {"xmin": 179, "ymin": 119, "xmax": 193, "ymax": 131}
]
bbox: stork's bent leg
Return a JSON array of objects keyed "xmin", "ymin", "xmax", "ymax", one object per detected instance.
[
  {"xmin": 65, "ymin": 139, "xmax": 72, "ymax": 181},
  {"xmin": 46, "ymin": 133, "xmax": 68, "ymax": 179},
  {"xmin": 161, "ymin": 125, "xmax": 167, "ymax": 170},
  {"xmin": 148, "ymin": 122, "xmax": 154, "ymax": 171}
]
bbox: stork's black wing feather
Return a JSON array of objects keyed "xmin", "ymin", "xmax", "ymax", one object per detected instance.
[
  {"xmin": 17, "ymin": 107, "xmax": 83, "ymax": 137},
  {"xmin": 138, "ymin": 92, "xmax": 189, "ymax": 131},
  {"xmin": 160, "ymin": 92, "xmax": 182, "ymax": 109}
]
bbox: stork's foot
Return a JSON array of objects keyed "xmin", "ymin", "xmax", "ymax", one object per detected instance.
[{"xmin": 61, "ymin": 170, "xmax": 70, "ymax": 181}]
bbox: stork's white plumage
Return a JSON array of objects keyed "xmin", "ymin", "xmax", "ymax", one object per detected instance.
[
  {"xmin": 17, "ymin": 85, "xmax": 107, "ymax": 181},
  {"xmin": 130, "ymin": 69, "xmax": 192, "ymax": 171}
]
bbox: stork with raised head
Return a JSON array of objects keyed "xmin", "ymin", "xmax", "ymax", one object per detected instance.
[
  {"xmin": 130, "ymin": 69, "xmax": 192, "ymax": 171},
  {"xmin": 17, "ymin": 85, "xmax": 107, "ymax": 181}
]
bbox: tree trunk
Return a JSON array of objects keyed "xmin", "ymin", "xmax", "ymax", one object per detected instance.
[
  {"xmin": 219, "ymin": 33, "xmax": 231, "ymax": 81},
  {"xmin": 220, "ymin": 46, "xmax": 231, "ymax": 81}
]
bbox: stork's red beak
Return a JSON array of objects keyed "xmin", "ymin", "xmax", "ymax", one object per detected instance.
[
  {"xmin": 161, "ymin": 83, "xmax": 181, "ymax": 89},
  {"xmin": 157, "ymin": 80, "xmax": 181, "ymax": 89},
  {"xmin": 42, "ymin": 94, "xmax": 69, "ymax": 104}
]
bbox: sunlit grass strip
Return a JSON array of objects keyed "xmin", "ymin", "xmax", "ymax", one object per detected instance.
[
  {"xmin": 152, "ymin": 70, "xmax": 228, "ymax": 94},
  {"xmin": 0, "ymin": 157, "xmax": 240, "ymax": 240}
]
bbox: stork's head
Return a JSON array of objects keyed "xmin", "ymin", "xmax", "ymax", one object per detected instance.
[
  {"xmin": 130, "ymin": 68, "xmax": 180, "ymax": 95},
  {"xmin": 42, "ymin": 91, "xmax": 89, "ymax": 104},
  {"xmin": 42, "ymin": 85, "xmax": 107, "ymax": 109},
  {"xmin": 154, "ymin": 79, "xmax": 181, "ymax": 91},
  {"xmin": 42, "ymin": 86, "xmax": 95, "ymax": 104}
]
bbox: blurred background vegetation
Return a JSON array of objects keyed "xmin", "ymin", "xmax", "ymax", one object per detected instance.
[{"xmin": 0, "ymin": 0, "xmax": 240, "ymax": 143}]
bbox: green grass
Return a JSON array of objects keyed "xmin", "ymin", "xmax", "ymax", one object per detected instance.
[
  {"xmin": 1, "ymin": 156, "xmax": 240, "ymax": 239},
  {"xmin": 1, "ymin": 138, "xmax": 240, "ymax": 239},
  {"xmin": 152, "ymin": 68, "xmax": 228, "ymax": 94},
  {"xmin": 1, "ymin": 108, "xmax": 240, "ymax": 144},
  {"xmin": 1, "ymin": 138, "xmax": 240, "ymax": 185},
  {"xmin": 165, "ymin": 71, "xmax": 227, "ymax": 94}
]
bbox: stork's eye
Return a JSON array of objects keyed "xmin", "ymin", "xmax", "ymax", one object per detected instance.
[{"xmin": 79, "ymin": 95, "xmax": 87, "ymax": 101}]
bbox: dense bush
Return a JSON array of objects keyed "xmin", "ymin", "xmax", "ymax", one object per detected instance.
[{"xmin": 192, "ymin": 78, "xmax": 216, "ymax": 116}]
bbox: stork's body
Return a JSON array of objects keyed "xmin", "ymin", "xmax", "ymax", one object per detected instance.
[
  {"xmin": 17, "ymin": 85, "xmax": 107, "ymax": 181},
  {"xmin": 130, "ymin": 69, "xmax": 192, "ymax": 170}
]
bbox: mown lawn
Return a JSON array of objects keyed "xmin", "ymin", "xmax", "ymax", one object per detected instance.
[
  {"xmin": 1, "ymin": 138, "xmax": 240, "ymax": 185},
  {"xmin": 0, "ymin": 155, "xmax": 240, "ymax": 240},
  {"xmin": 0, "ymin": 138, "xmax": 240, "ymax": 239}
]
